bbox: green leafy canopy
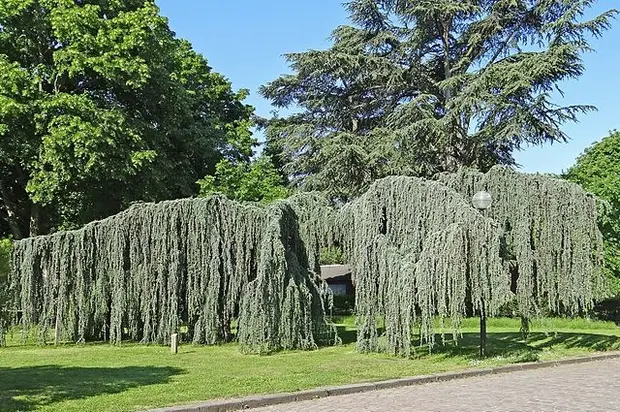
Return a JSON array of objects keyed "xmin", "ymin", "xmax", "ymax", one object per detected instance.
[
  {"xmin": 198, "ymin": 156, "xmax": 289, "ymax": 205},
  {"xmin": 0, "ymin": 0, "xmax": 253, "ymax": 238},
  {"xmin": 565, "ymin": 130, "xmax": 620, "ymax": 296}
]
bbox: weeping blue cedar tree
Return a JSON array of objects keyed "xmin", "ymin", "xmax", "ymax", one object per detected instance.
[
  {"xmin": 10, "ymin": 193, "xmax": 339, "ymax": 352},
  {"xmin": 0, "ymin": 237, "xmax": 10, "ymax": 344},
  {"xmin": 9, "ymin": 167, "xmax": 605, "ymax": 356},
  {"xmin": 439, "ymin": 166, "xmax": 606, "ymax": 327}
]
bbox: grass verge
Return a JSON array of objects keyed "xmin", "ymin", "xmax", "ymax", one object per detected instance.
[{"xmin": 1, "ymin": 317, "xmax": 619, "ymax": 412}]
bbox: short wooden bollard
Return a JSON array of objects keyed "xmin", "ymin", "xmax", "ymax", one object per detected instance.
[
  {"xmin": 170, "ymin": 333, "xmax": 178, "ymax": 354},
  {"xmin": 54, "ymin": 314, "xmax": 61, "ymax": 345}
]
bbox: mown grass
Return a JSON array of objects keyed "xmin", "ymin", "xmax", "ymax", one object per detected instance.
[{"xmin": 1, "ymin": 317, "xmax": 619, "ymax": 412}]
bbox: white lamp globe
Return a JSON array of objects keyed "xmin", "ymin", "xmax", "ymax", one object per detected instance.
[{"xmin": 472, "ymin": 191, "xmax": 492, "ymax": 210}]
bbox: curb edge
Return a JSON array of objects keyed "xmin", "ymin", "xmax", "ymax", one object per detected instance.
[{"xmin": 146, "ymin": 351, "xmax": 620, "ymax": 412}]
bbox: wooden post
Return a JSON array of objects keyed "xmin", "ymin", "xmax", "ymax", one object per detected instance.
[
  {"xmin": 170, "ymin": 333, "xmax": 178, "ymax": 354},
  {"xmin": 479, "ymin": 301, "xmax": 487, "ymax": 358},
  {"xmin": 54, "ymin": 308, "xmax": 61, "ymax": 345},
  {"xmin": 477, "ymin": 207, "xmax": 489, "ymax": 358}
]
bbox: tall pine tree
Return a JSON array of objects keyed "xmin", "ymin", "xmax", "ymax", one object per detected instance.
[{"xmin": 261, "ymin": 0, "xmax": 616, "ymax": 200}]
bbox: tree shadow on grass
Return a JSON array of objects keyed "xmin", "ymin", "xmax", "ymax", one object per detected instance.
[
  {"xmin": 0, "ymin": 365, "xmax": 183, "ymax": 411},
  {"xmin": 421, "ymin": 332, "xmax": 620, "ymax": 361},
  {"xmin": 335, "ymin": 327, "xmax": 357, "ymax": 345},
  {"xmin": 335, "ymin": 326, "xmax": 386, "ymax": 345}
]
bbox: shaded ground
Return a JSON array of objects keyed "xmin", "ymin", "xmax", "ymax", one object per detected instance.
[
  {"xmin": 426, "ymin": 331, "xmax": 620, "ymax": 362},
  {"xmin": 336, "ymin": 323, "xmax": 620, "ymax": 362},
  {"xmin": 0, "ymin": 365, "xmax": 181, "ymax": 411}
]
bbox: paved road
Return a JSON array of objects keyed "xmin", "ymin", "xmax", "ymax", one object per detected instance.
[{"xmin": 250, "ymin": 358, "xmax": 620, "ymax": 411}]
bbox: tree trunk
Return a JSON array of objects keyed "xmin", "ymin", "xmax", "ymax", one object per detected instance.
[
  {"xmin": 479, "ymin": 300, "xmax": 487, "ymax": 358},
  {"xmin": 0, "ymin": 179, "xmax": 24, "ymax": 239},
  {"xmin": 30, "ymin": 203, "xmax": 42, "ymax": 237},
  {"xmin": 440, "ymin": 17, "xmax": 453, "ymax": 101},
  {"xmin": 438, "ymin": 15, "xmax": 462, "ymax": 172},
  {"xmin": 55, "ymin": 307, "xmax": 62, "ymax": 345},
  {"xmin": 349, "ymin": 95, "xmax": 359, "ymax": 133}
]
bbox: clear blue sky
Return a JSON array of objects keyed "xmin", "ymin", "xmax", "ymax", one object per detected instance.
[{"xmin": 156, "ymin": 1, "xmax": 620, "ymax": 174}]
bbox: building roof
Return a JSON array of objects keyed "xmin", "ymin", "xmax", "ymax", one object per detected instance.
[{"xmin": 320, "ymin": 264, "xmax": 351, "ymax": 280}]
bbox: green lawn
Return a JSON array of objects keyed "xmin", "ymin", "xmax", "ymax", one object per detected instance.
[{"xmin": 1, "ymin": 317, "xmax": 619, "ymax": 412}]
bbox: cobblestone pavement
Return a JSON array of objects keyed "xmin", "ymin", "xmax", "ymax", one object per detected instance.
[{"xmin": 250, "ymin": 358, "xmax": 620, "ymax": 411}]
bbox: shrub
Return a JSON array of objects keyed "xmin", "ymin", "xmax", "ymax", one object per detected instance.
[
  {"xmin": 320, "ymin": 246, "xmax": 345, "ymax": 265},
  {"xmin": 592, "ymin": 298, "xmax": 620, "ymax": 325}
]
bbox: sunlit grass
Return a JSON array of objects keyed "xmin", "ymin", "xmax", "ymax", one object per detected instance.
[{"xmin": 1, "ymin": 317, "xmax": 619, "ymax": 412}]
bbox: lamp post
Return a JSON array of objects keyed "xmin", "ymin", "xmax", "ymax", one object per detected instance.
[{"xmin": 472, "ymin": 190, "xmax": 492, "ymax": 358}]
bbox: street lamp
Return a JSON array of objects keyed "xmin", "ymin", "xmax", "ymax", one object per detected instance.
[
  {"xmin": 472, "ymin": 191, "xmax": 492, "ymax": 211},
  {"xmin": 472, "ymin": 190, "xmax": 492, "ymax": 358}
]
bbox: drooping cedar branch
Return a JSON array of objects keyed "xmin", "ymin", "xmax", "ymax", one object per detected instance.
[
  {"xmin": 438, "ymin": 166, "xmax": 606, "ymax": 321},
  {"xmin": 338, "ymin": 176, "xmax": 508, "ymax": 356},
  {"xmin": 10, "ymin": 194, "xmax": 337, "ymax": 353}
]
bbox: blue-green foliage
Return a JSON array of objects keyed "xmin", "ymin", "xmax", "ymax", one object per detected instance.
[{"xmin": 0, "ymin": 237, "xmax": 11, "ymax": 344}]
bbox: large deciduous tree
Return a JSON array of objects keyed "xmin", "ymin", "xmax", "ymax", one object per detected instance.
[
  {"xmin": 261, "ymin": 0, "xmax": 617, "ymax": 200},
  {"xmin": 565, "ymin": 131, "xmax": 620, "ymax": 296},
  {"xmin": 0, "ymin": 0, "xmax": 253, "ymax": 238}
]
